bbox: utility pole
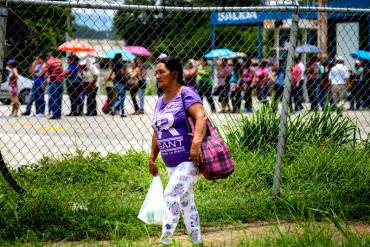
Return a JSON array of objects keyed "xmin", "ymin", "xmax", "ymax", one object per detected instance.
[
  {"xmin": 318, "ymin": 0, "xmax": 328, "ymax": 58},
  {"xmin": 0, "ymin": 4, "xmax": 7, "ymax": 82}
]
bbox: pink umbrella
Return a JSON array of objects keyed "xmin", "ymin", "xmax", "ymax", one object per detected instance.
[{"xmin": 124, "ymin": 46, "xmax": 152, "ymax": 57}]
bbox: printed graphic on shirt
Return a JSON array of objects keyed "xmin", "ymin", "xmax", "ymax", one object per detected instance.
[{"xmin": 153, "ymin": 101, "xmax": 187, "ymax": 157}]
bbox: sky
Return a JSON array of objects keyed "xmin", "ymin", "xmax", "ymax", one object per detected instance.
[
  {"xmin": 73, "ymin": 8, "xmax": 116, "ymax": 31},
  {"xmin": 72, "ymin": 0, "xmax": 126, "ymax": 31}
]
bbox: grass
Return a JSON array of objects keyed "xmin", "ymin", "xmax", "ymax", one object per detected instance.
[
  {"xmin": 235, "ymin": 223, "xmax": 370, "ymax": 247},
  {"xmin": 0, "ymin": 143, "xmax": 368, "ymax": 244}
]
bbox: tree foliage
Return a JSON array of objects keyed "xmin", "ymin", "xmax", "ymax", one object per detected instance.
[
  {"xmin": 114, "ymin": 0, "xmax": 261, "ymax": 62},
  {"xmin": 6, "ymin": 3, "xmax": 73, "ymax": 73}
]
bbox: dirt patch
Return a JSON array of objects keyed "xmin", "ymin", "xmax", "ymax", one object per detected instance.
[{"xmin": 41, "ymin": 221, "xmax": 370, "ymax": 247}]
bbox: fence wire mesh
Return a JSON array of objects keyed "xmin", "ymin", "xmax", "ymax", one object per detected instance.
[
  {"xmin": 1, "ymin": 1, "xmax": 370, "ymax": 167},
  {"xmin": 0, "ymin": 0, "xmax": 369, "ymax": 189}
]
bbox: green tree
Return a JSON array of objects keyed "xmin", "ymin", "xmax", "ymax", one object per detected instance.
[
  {"xmin": 114, "ymin": 0, "xmax": 262, "ymax": 61},
  {"xmin": 6, "ymin": 3, "xmax": 73, "ymax": 74}
]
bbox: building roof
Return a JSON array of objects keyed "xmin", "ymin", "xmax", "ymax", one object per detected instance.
[{"xmin": 76, "ymin": 39, "xmax": 126, "ymax": 58}]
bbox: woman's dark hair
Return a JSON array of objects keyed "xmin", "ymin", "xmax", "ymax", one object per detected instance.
[
  {"xmin": 200, "ymin": 56, "xmax": 207, "ymax": 62},
  {"xmin": 157, "ymin": 56, "xmax": 184, "ymax": 85},
  {"xmin": 244, "ymin": 58, "xmax": 252, "ymax": 67},
  {"xmin": 113, "ymin": 53, "xmax": 122, "ymax": 64},
  {"xmin": 39, "ymin": 52, "xmax": 48, "ymax": 61},
  {"xmin": 67, "ymin": 55, "xmax": 79, "ymax": 64}
]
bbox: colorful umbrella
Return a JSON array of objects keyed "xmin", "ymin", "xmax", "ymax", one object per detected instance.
[
  {"xmin": 204, "ymin": 49, "xmax": 236, "ymax": 59},
  {"xmin": 295, "ymin": 44, "xmax": 322, "ymax": 54},
  {"xmin": 225, "ymin": 52, "xmax": 247, "ymax": 59},
  {"xmin": 57, "ymin": 40, "xmax": 94, "ymax": 52},
  {"xmin": 351, "ymin": 50, "xmax": 370, "ymax": 62},
  {"xmin": 106, "ymin": 49, "xmax": 136, "ymax": 61},
  {"xmin": 124, "ymin": 46, "xmax": 152, "ymax": 57}
]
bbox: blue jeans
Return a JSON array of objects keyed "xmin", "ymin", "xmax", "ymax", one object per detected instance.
[
  {"xmin": 34, "ymin": 85, "xmax": 45, "ymax": 114},
  {"xmin": 25, "ymin": 84, "xmax": 36, "ymax": 113},
  {"xmin": 138, "ymin": 88, "xmax": 145, "ymax": 111},
  {"xmin": 49, "ymin": 82, "xmax": 63, "ymax": 118},
  {"xmin": 112, "ymin": 83, "xmax": 126, "ymax": 115}
]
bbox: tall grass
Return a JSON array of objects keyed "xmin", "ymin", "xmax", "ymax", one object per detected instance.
[
  {"xmin": 0, "ymin": 144, "xmax": 368, "ymax": 243},
  {"xmin": 225, "ymin": 101, "xmax": 358, "ymax": 152}
]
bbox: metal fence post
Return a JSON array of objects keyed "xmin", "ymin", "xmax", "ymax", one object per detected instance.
[
  {"xmin": 272, "ymin": 2, "xmax": 300, "ymax": 198},
  {"xmin": 0, "ymin": 5, "xmax": 7, "ymax": 82}
]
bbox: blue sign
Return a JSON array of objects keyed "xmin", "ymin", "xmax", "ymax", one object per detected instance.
[{"xmin": 211, "ymin": 11, "xmax": 318, "ymax": 25}]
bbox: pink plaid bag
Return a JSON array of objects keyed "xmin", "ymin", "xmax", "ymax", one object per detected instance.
[
  {"xmin": 181, "ymin": 89, "xmax": 234, "ymax": 180},
  {"xmin": 187, "ymin": 117, "xmax": 235, "ymax": 180}
]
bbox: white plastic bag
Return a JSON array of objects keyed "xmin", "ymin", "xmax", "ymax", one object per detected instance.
[{"xmin": 138, "ymin": 176, "xmax": 165, "ymax": 225}]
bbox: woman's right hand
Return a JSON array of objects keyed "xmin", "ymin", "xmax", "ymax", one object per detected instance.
[{"xmin": 149, "ymin": 160, "xmax": 159, "ymax": 176}]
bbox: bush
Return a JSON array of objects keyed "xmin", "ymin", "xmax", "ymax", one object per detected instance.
[{"xmin": 225, "ymin": 100, "xmax": 358, "ymax": 152}]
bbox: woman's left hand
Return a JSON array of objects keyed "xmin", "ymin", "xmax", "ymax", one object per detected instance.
[{"xmin": 190, "ymin": 142, "xmax": 202, "ymax": 166}]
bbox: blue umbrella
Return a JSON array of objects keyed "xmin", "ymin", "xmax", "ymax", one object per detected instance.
[
  {"xmin": 351, "ymin": 50, "xmax": 370, "ymax": 62},
  {"xmin": 106, "ymin": 48, "xmax": 136, "ymax": 61},
  {"xmin": 204, "ymin": 48, "xmax": 236, "ymax": 59}
]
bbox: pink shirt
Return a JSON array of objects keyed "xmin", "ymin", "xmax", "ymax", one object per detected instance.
[
  {"xmin": 45, "ymin": 57, "xmax": 64, "ymax": 83},
  {"xmin": 217, "ymin": 65, "xmax": 232, "ymax": 86},
  {"xmin": 242, "ymin": 66, "xmax": 256, "ymax": 84},
  {"xmin": 292, "ymin": 64, "xmax": 301, "ymax": 86},
  {"xmin": 306, "ymin": 61, "xmax": 319, "ymax": 81},
  {"xmin": 256, "ymin": 67, "xmax": 269, "ymax": 88}
]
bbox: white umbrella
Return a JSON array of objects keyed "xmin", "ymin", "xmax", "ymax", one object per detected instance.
[
  {"xmin": 225, "ymin": 52, "xmax": 247, "ymax": 59},
  {"xmin": 296, "ymin": 44, "xmax": 322, "ymax": 54}
]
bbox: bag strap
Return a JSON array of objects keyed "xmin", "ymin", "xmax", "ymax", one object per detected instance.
[
  {"xmin": 180, "ymin": 87, "xmax": 194, "ymax": 136},
  {"xmin": 180, "ymin": 87, "xmax": 214, "ymax": 137}
]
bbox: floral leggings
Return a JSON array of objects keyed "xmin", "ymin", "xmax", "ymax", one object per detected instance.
[{"xmin": 160, "ymin": 161, "xmax": 202, "ymax": 245}]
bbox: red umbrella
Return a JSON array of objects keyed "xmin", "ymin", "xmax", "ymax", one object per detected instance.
[
  {"xmin": 124, "ymin": 46, "xmax": 152, "ymax": 57},
  {"xmin": 58, "ymin": 40, "xmax": 94, "ymax": 52}
]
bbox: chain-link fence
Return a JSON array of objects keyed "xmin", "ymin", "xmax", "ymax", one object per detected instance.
[{"xmin": 0, "ymin": 0, "xmax": 369, "ymax": 189}]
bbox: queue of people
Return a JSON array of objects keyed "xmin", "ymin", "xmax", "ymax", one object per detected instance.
[
  {"xmin": 5, "ymin": 52, "xmax": 149, "ymax": 119},
  {"xmin": 182, "ymin": 54, "xmax": 370, "ymax": 114},
  {"xmin": 5, "ymin": 51, "xmax": 370, "ymax": 119}
]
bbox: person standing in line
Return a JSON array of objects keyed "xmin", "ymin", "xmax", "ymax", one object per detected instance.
[
  {"xmin": 328, "ymin": 56, "xmax": 349, "ymax": 111},
  {"xmin": 136, "ymin": 56, "xmax": 148, "ymax": 114},
  {"xmin": 230, "ymin": 59, "xmax": 242, "ymax": 113},
  {"xmin": 291, "ymin": 57, "xmax": 303, "ymax": 112},
  {"xmin": 195, "ymin": 56, "xmax": 216, "ymax": 113},
  {"xmin": 184, "ymin": 59, "xmax": 197, "ymax": 89},
  {"xmin": 362, "ymin": 61, "xmax": 370, "ymax": 109},
  {"xmin": 305, "ymin": 56, "xmax": 321, "ymax": 110},
  {"xmin": 7, "ymin": 59, "xmax": 20, "ymax": 117},
  {"xmin": 241, "ymin": 59, "xmax": 256, "ymax": 112},
  {"xmin": 128, "ymin": 59, "xmax": 140, "ymax": 114},
  {"xmin": 79, "ymin": 58, "xmax": 99, "ymax": 116},
  {"xmin": 274, "ymin": 58, "xmax": 286, "ymax": 105},
  {"xmin": 37, "ymin": 52, "xmax": 64, "ymax": 119},
  {"xmin": 348, "ymin": 60, "xmax": 364, "ymax": 110},
  {"xmin": 63, "ymin": 55, "xmax": 81, "ymax": 116},
  {"xmin": 22, "ymin": 54, "xmax": 47, "ymax": 117},
  {"xmin": 149, "ymin": 56, "xmax": 206, "ymax": 245},
  {"xmin": 216, "ymin": 59, "xmax": 232, "ymax": 113},
  {"xmin": 256, "ymin": 60, "xmax": 270, "ymax": 102},
  {"xmin": 106, "ymin": 53, "xmax": 129, "ymax": 117}
]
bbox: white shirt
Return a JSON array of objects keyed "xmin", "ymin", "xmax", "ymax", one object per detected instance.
[
  {"xmin": 298, "ymin": 62, "xmax": 305, "ymax": 81},
  {"xmin": 329, "ymin": 63, "xmax": 349, "ymax": 85}
]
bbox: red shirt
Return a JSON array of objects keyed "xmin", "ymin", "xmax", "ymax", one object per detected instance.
[
  {"xmin": 292, "ymin": 64, "xmax": 301, "ymax": 86},
  {"xmin": 45, "ymin": 57, "xmax": 64, "ymax": 83}
]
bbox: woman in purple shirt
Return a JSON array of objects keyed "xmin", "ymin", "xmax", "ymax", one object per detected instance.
[{"xmin": 149, "ymin": 57, "xmax": 207, "ymax": 245}]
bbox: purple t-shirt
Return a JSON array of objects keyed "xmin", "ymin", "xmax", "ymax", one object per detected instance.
[{"xmin": 152, "ymin": 87, "xmax": 202, "ymax": 167}]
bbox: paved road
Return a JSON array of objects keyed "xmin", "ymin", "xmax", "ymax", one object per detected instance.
[{"xmin": 0, "ymin": 95, "xmax": 369, "ymax": 167}]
